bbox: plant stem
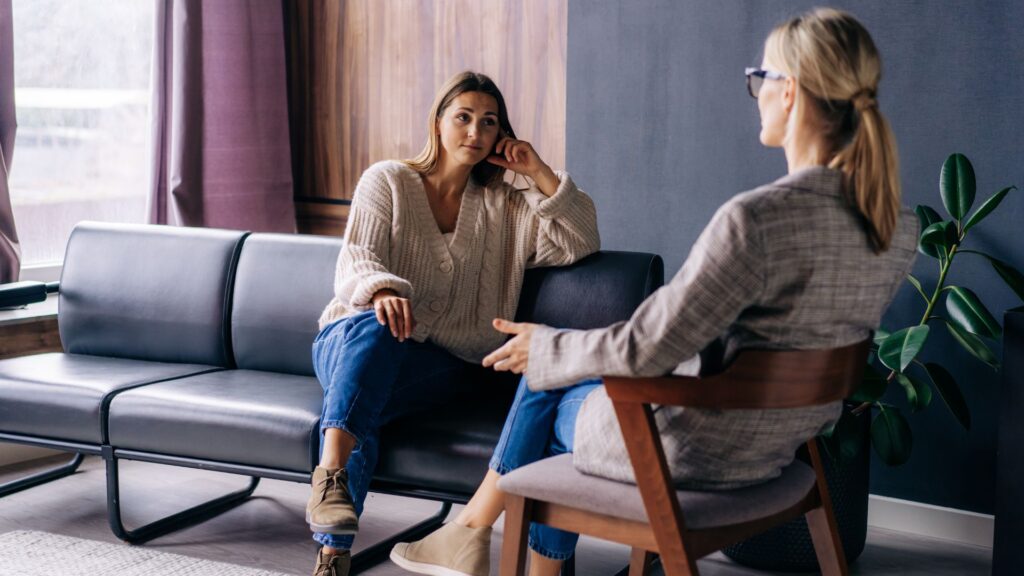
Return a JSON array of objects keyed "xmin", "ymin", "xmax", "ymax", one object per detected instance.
[
  {"xmin": 852, "ymin": 241, "xmax": 961, "ymax": 416},
  {"xmin": 919, "ymin": 244, "xmax": 957, "ymax": 325}
]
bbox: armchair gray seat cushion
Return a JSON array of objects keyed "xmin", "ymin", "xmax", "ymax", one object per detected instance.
[
  {"xmin": 0, "ymin": 353, "xmax": 215, "ymax": 444},
  {"xmin": 107, "ymin": 369, "xmax": 323, "ymax": 473},
  {"xmin": 496, "ymin": 453, "xmax": 816, "ymax": 530}
]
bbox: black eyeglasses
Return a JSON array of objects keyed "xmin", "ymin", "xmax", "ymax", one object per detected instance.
[{"xmin": 745, "ymin": 67, "xmax": 786, "ymax": 99}]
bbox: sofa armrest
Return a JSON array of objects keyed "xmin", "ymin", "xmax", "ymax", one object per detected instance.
[
  {"xmin": 515, "ymin": 250, "xmax": 663, "ymax": 329},
  {"xmin": 0, "ymin": 281, "xmax": 59, "ymax": 308}
]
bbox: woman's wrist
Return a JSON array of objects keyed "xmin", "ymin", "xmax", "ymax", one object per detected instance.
[
  {"xmin": 371, "ymin": 288, "xmax": 398, "ymax": 304},
  {"xmin": 530, "ymin": 164, "xmax": 560, "ymax": 197}
]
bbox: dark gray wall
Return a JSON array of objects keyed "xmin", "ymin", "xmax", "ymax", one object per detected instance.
[{"xmin": 566, "ymin": 0, "xmax": 1024, "ymax": 514}]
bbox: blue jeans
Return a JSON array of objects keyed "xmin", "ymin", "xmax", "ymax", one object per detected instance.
[
  {"xmin": 312, "ymin": 310, "xmax": 471, "ymax": 550},
  {"xmin": 489, "ymin": 376, "xmax": 602, "ymax": 560}
]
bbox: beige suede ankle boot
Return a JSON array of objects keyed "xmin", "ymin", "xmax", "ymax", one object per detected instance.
[{"xmin": 389, "ymin": 522, "xmax": 491, "ymax": 576}]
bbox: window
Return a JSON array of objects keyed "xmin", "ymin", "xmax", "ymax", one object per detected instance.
[{"xmin": 10, "ymin": 0, "xmax": 153, "ymax": 266}]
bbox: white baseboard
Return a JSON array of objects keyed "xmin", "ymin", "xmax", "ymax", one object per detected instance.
[{"xmin": 868, "ymin": 494, "xmax": 994, "ymax": 549}]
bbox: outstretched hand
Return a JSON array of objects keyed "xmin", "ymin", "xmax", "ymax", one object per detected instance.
[{"xmin": 482, "ymin": 318, "xmax": 540, "ymax": 374}]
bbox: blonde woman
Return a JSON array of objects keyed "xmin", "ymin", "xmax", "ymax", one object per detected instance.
[
  {"xmin": 308, "ymin": 71, "xmax": 599, "ymax": 576},
  {"xmin": 392, "ymin": 9, "xmax": 918, "ymax": 576}
]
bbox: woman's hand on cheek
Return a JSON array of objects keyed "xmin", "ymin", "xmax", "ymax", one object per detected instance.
[
  {"xmin": 487, "ymin": 137, "xmax": 560, "ymax": 197},
  {"xmin": 482, "ymin": 318, "xmax": 539, "ymax": 374}
]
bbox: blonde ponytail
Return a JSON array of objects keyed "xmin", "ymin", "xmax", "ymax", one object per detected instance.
[
  {"xmin": 829, "ymin": 95, "xmax": 900, "ymax": 252},
  {"xmin": 767, "ymin": 8, "xmax": 901, "ymax": 253}
]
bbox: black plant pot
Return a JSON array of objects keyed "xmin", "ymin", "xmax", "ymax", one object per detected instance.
[{"xmin": 722, "ymin": 405, "xmax": 871, "ymax": 572}]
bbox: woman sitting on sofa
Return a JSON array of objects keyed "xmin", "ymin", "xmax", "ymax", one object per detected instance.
[
  {"xmin": 306, "ymin": 71, "xmax": 600, "ymax": 576},
  {"xmin": 390, "ymin": 9, "xmax": 918, "ymax": 576}
]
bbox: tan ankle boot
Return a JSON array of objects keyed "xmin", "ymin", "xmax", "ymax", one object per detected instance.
[
  {"xmin": 312, "ymin": 548, "xmax": 351, "ymax": 576},
  {"xmin": 306, "ymin": 466, "xmax": 358, "ymax": 534},
  {"xmin": 389, "ymin": 522, "xmax": 491, "ymax": 576}
]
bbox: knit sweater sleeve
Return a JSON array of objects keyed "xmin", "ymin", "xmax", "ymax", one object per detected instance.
[
  {"xmin": 333, "ymin": 165, "xmax": 414, "ymax": 309},
  {"xmin": 518, "ymin": 172, "xmax": 601, "ymax": 267}
]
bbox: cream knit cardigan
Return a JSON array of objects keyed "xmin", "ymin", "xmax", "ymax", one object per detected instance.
[{"xmin": 318, "ymin": 160, "xmax": 600, "ymax": 363}]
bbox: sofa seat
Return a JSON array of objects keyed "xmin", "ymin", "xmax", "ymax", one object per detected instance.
[
  {"xmin": 0, "ymin": 352, "xmax": 217, "ymax": 444},
  {"xmin": 107, "ymin": 369, "xmax": 323, "ymax": 473},
  {"xmin": 376, "ymin": 393, "xmax": 515, "ymax": 496}
]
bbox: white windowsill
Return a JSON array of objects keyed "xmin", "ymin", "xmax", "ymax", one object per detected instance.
[{"xmin": 19, "ymin": 262, "xmax": 62, "ymax": 283}]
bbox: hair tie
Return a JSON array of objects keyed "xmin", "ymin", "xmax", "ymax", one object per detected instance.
[{"xmin": 851, "ymin": 89, "xmax": 877, "ymax": 111}]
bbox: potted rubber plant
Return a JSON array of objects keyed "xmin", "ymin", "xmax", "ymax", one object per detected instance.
[{"xmin": 724, "ymin": 153, "xmax": 1022, "ymax": 571}]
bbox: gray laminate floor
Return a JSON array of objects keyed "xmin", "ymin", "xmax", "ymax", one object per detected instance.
[{"xmin": 0, "ymin": 455, "xmax": 992, "ymax": 575}]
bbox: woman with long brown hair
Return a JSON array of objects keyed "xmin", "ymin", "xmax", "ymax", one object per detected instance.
[
  {"xmin": 307, "ymin": 71, "xmax": 599, "ymax": 575},
  {"xmin": 392, "ymin": 9, "xmax": 917, "ymax": 576}
]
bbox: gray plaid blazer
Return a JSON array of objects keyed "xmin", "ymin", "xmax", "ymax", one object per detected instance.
[{"xmin": 526, "ymin": 167, "xmax": 918, "ymax": 489}]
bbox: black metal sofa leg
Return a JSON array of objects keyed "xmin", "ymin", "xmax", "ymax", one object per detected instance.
[
  {"xmin": 0, "ymin": 452, "xmax": 85, "ymax": 497},
  {"xmin": 349, "ymin": 501, "xmax": 452, "ymax": 574},
  {"xmin": 104, "ymin": 449, "xmax": 260, "ymax": 544}
]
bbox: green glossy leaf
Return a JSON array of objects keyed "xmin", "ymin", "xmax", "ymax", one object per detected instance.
[
  {"xmin": 834, "ymin": 410, "xmax": 864, "ymax": 462},
  {"xmin": 871, "ymin": 407, "xmax": 913, "ymax": 466},
  {"xmin": 990, "ymin": 257, "xmax": 1024, "ymax": 303},
  {"xmin": 906, "ymin": 274, "xmax": 929, "ymax": 302},
  {"xmin": 919, "ymin": 221, "xmax": 957, "ymax": 250},
  {"xmin": 964, "ymin": 186, "xmax": 1015, "ymax": 231},
  {"xmin": 873, "ymin": 329, "xmax": 891, "ymax": 345},
  {"xmin": 820, "ymin": 411, "xmax": 862, "ymax": 464},
  {"xmin": 878, "ymin": 326, "xmax": 930, "ymax": 373},
  {"xmin": 946, "ymin": 286, "xmax": 1001, "ymax": 338},
  {"xmin": 924, "ymin": 362, "xmax": 971, "ymax": 430},
  {"xmin": 897, "ymin": 373, "xmax": 932, "ymax": 412},
  {"xmin": 896, "ymin": 373, "xmax": 917, "ymax": 408},
  {"xmin": 944, "ymin": 320, "xmax": 1000, "ymax": 369},
  {"xmin": 850, "ymin": 363, "xmax": 888, "ymax": 403},
  {"xmin": 958, "ymin": 251, "xmax": 1024, "ymax": 303},
  {"xmin": 940, "ymin": 153, "xmax": 976, "ymax": 220},
  {"xmin": 915, "ymin": 205, "xmax": 944, "ymax": 258}
]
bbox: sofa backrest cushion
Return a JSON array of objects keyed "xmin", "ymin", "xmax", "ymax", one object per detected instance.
[
  {"xmin": 231, "ymin": 233, "xmax": 342, "ymax": 375},
  {"xmin": 59, "ymin": 222, "xmax": 247, "ymax": 366},
  {"xmin": 516, "ymin": 250, "xmax": 664, "ymax": 328}
]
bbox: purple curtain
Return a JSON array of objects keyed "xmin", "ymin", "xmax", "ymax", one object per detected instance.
[
  {"xmin": 148, "ymin": 0, "xmax": 295, "ymax": 232},
  {"xmin": 0, "ymin": 0, "xmax": 21, "ymax": 282}
]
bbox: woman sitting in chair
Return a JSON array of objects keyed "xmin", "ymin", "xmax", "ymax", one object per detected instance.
[
  {"xmin": 308, "ymin": 70, "xmax": 599, "ymax": 576},
  {"xmin": 390, "ymin": 8, "xmax": 917, "ymax": 576}
]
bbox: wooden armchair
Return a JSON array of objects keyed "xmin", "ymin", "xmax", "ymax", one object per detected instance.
[{"xmin": 496, "ymin": 340, "xmax": 870, "ymax": 576}]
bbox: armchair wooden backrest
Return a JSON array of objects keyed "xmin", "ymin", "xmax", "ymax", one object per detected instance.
[
  {"xmin": 604, "ymin": 339, "xmax": 870, "ymax": 410},
  {"xmin": 600, "ymin": 339, "xmax": 871, "ymax": 576}
]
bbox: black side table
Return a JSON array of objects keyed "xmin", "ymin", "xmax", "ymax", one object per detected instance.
[{"xmin": 994, "ymin": 306, "xmax": 1024, "ymax": 575}]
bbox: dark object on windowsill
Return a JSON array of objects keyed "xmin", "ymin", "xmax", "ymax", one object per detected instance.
[{"xmin": 0, "ymin": 281, "xmax": 60, "ymax": 309}]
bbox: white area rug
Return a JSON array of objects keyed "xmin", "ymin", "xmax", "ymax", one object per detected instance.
[{"xmin": 0, "ymin": 531, "xmax": 295, "ymax": 576}]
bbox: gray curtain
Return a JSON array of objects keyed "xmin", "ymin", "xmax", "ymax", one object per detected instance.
[
  {"xmin": 148, "ymin": 0, "xmax": 296, "ymax": 232},
  {"xmin": 0, "ymin": 0, "xmax": 20, "ymax": 282}
]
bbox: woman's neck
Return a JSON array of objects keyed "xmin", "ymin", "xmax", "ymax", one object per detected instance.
[
  {"xmin": 424, "ymin": 154, "xmax": 472, "ymax": 199},
  {"xmin": 783, "ymin": 121, "xmax": 832, "ymax": 174}
]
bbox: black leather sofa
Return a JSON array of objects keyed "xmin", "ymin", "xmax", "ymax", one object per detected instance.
[{"xmin": 0, "ymin": 222, "xmax": 663, "ymax": 571}]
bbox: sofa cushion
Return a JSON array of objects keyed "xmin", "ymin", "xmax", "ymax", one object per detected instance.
[
  {"xmin": 106, "ymin": 369, "xmax": 323, "ymax": 472},
  {"xmin": 59, "ymin": 222, "xmax": 247, "ymax": 366},
  {"xmin": 230, "ymin": 234, "xmax": 342, "ymax": 376},
  {"xmin": 0, "ymin": 353, "xmax": 216, "ymax": 444},
  {"xmin": 497, "ymin": 453, "xmax": 816, "ymax": 530}
]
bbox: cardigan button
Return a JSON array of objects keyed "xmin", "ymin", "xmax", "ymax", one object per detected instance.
[
  {"xmin": 430, "ymin": 300, "xmax": 444, "ymax": 312},
  {"xmin": 439, "ymin": 261, "xmax": 453, "ymax": 273}
]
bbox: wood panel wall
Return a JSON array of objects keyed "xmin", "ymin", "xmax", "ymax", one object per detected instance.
[{"xmin": 295, "ymin": 0, "xmax": 567, "ymax": 235}]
